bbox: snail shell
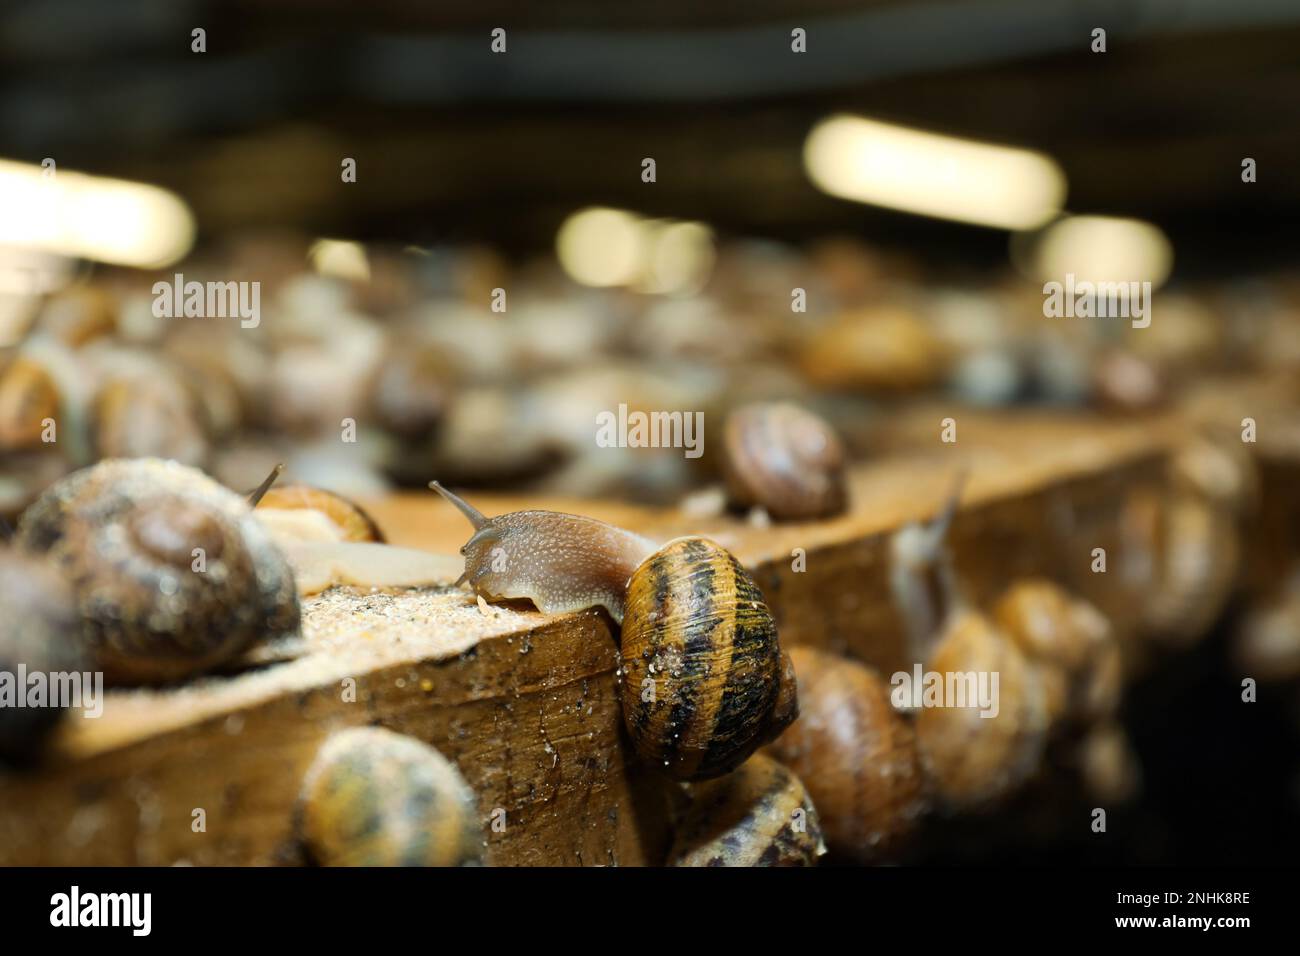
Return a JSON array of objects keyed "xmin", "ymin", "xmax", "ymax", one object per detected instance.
[
  {"xmin": 298, "ymin": 726, "xmax": 483, "ymax": 867},
  {"xmin": 914, "ymin": 610, "xmax": 1048, "ymax": 811},
  {"xmin": 16, "ymin": 458, "xmax": 298, "ymax": 684},
  {"xmin": 0, "ymin": 357, "xmax": 60, "ymax": 451},
  {"xmin": 992, "ymin": 579, "xmax": 1113, "ymax": 726},
  {"xmin": 0, "ymin": 548, "xmax": 83, "ymax": 764},
  {"xmin": 669, "ymin": 753, "xmax": 825, "ymax": 867},
  {"xmin": 721, "ymin": 402, "xmax": 848, "ymax": 521},
  {"xmin": 255, "ymin": 484, "xmax": 385, "ymax": 543},
  {"xmin": 90, "ymin": 374, "xmax": 210, "ymax": 468},
  {"xmin": 621, "ymin": 536, "xmax": 796, "ymax": 781},
  {"xmin": 766, "ymin": 646, "xmax": 928, "ymax": 862}
]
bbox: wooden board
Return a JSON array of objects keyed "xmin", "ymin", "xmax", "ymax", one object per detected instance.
[{"xmin": 0, "ymin": 405, "xmax": 1295, "ymax": 866}]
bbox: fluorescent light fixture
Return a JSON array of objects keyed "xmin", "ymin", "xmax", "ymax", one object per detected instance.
[
  {"xmin": 804, "ymin": 114, "xmax": 1067, "ymax": 230},
  {"xmin": 1023, "ymin": 215, "xmax": 1173, "ymax": 288},
  {"xmin": 0, "ymin": 159, "xmax": 195, "ymax": 268}
]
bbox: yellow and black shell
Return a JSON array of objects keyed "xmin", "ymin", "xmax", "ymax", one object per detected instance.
[
  {"xmin": 298, "ymin": 726, "xmax": 484, "ymax": 867},
  {"xmin": 620, "ymin": 536, "xmax": 796, "ymax": 782},
  {"xmin": 670, "ymin": 753, "xmax": 825, "ymax": 866}
]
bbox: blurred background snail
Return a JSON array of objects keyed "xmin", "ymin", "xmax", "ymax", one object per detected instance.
[
  {"xmin": 669, "ymin": 753, "xmax": 825, "ymax": 866},
  {"xmin": 914, "ymin": 608, "xmax": 1050, "ymax": 812},
  {"xmin": 432, "ymin": 482, "xmax": 797, "ymax": 781},
  {"xmin": 15, "ymin": 458, "xmax": 299, "ymax": 684},
  {"xmin": 720, "ymin": 401, "xmax": 848, "ymax": 521},
  {"xmin": 0, "ymin": 546, "xmax": 83, "ymax": 765},
  {"xmin": 766, "ymin": 646, "xmax": 929, "ymax": 863},
  {"xmin": 298, "ymin": 726, "xmax": 484, "ymax": 867}
]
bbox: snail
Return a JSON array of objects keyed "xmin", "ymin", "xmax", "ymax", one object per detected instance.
[
  {"xmin": 720, "ymin": 402, "xmax": 848, "ymax": 521},
  {"xmin": 914, "ymin": 609, "xmax": 1049, "ymax": 812},
  {"xmin": 669, "ymin": 753, "xmax": 825, "ymax": 866},
  {"xmin": 992, "ymin": 579, "xmax": 1116, "ymax": 726},
  {"xmin": 766, "ymin": 646, "xmax": 928, "ymax": 862},
  {"xmin": 254, "ymin": 482, "xmax": 386, "ymax": 543},
  {"xmin": 888, "ymin": 481, "xmax": 1052, "ymax": 810},
  {"xmin": 247, "ymin": 471, "xmax": 459, "ymax": 597},
  {"xmin": 15, "ymin": 458, "xmax": 299, "ymax": 684},
  {"xmin": 90, "ymin": 374, "xmax": 211, "ymax": 468},
  {"xmin": 431, "ymin": 481, "xmax": 797, "ymax": 781},
  {"xmin": 0, "ymin": 356, "xmax": 60, "ymax": 451},
  {"xmin": 0, "ymin": 547, "xmax": 83, "ymax": 765},
  {"xmin": 1133, "ymin": 438, "xmax": 1255, "ymax": 645},
  {"xmin": 298, "ymin": 726, "xmax": 483, "ymax": 867}
]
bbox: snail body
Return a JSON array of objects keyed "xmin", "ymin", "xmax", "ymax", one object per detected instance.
[
  {"xmin": 298, "ymin": 727, "xmax": 483, "ymax": 867},
  {"xmin": 766, "ymin": 646, "xmax": 928, "ymax": 862},
  {"xmin": 669, "ymin": 753, "xmax": 824, "ymax": 867},
  {"xmin": 0, "ymin": 548, "xmax": 83, "ymax": 764},
  {"xmin": 721, "ymin": 402, "xmax": 847, "ymax": 521},
  {"xmin": 16, "ymin": 459, "xmax": 298, "ymax": 684},
  {"xmin": 434, "ymin": 483, "xmax": 796, "ymax": 781}
]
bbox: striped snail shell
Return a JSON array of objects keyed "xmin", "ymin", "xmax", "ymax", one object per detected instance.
[
  {"xmin": 432, "ymin": 484, "xmax": 797, "ymax": 782},
  {"xmin": 15, "ymin": 458, "xmax": 298, "ymax": 684},
  {"xmin": 669, "ymin": 753, "xmax": 825, "ymax": 867},
  {"xmin": 914, "ymin": 609, "xmax": 1048, "ymax": 811},
  {"xmin": 622, "ymin": 536, "xmax": 797, "ymax": 781},
  {"xmin": 298, "ymin": 726, "xmax": 483, "ymax": 867},
  {"xmin": 766, "ymin": 646, "xmax": 928, "ymax": 862},
  {"xmin": 0, "ymin": 547, "xmax": 83, "ymax": 765},
  {"xmin": 721, "ymin": 402, "xmax": 848, "ymax": 521}
]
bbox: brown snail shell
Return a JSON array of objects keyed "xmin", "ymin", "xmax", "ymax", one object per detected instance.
[
  {"xmin": 16, "ymin": 458, "xmax": 299, "ymax": 684},
  {"xmin": 90, "ymin": 375, "xmax": 211, "ymax": 469},
  {"xmin": 0, "ymin": 548, "xmax": 83, "ymax": 765},
  {"xmin": 721, "ymin": 402, "xmax": 848, "ymax": 521},
  {"xmin": 298, "ymin": 726, "xmax": 483, "ymax": 867},
  {"xmin": 255, "ymin": 484, "xmax": 385, "ymax": 543},
  {"xmin": 621, "ymin": 536, "xmax": 796, "ymax": 781},
  {"xmin": 669, "ymin": 753, "xmax": 825, "ymax": 866},
  {"xmin": 799, "ymin": 306, "xmax": 946, "ymax": 393},
  {"xmin": 766, "ymin": 646, "xmax": 928, "ymax": 862},
  {"xmin": 992, "ymin": 579, "xmax": 1113, "ymax": 726},
  {"xmin": 0, "ymin": 357, "xmax": 60, "ymax": 451},
  {"xmin": 914, "ymin": 610, "xmax": 1048, "ymax": 811}
]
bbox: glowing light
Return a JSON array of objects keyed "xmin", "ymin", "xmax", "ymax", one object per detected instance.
[
  {"xmin": 309, "ymin": 239, "xmax": 371, "ymax": 282},
  {"xmin": 0, "ymin": 159, "xmax": 195, "ymax": 268},
  {"xmin": 556, "ymin": 207, "xmax": 647, "ymax": 288},
  {"xmin": 557, "ymin": 208, "xmax": 715, "ymax": 293},
  {"xmin": 804, "ymin": 115, "xmax": 1067, "ymax": 230},
  {"xmin": 1022, "ymin": 215, "xmax": 1173, "ymax": 288},
  {"xmin": 639, "ymin": 220, "xmax": 716, "ymax": 295}
]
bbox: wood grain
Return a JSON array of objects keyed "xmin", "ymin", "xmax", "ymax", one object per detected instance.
[{"xmin": 1, "ymin": 405, "xmax": 1294, "ymax": 865}]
